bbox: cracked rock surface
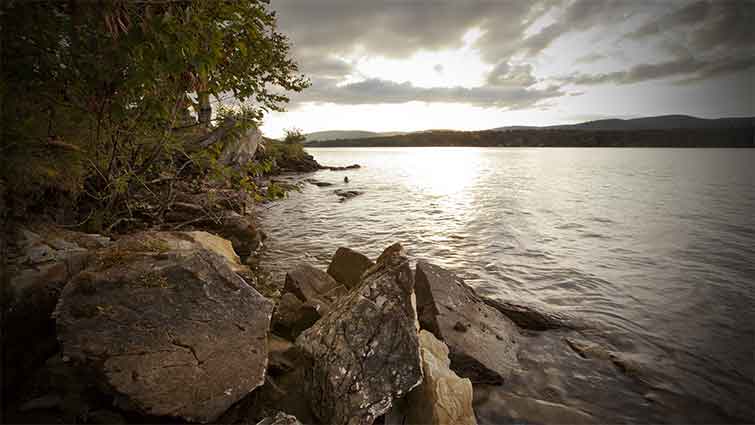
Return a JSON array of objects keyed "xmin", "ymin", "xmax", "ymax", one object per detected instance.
[
  {"xmin": 296, "ymin": 243, "xmax": 423, "ymax": 425},
  {"xmin": 54, "ymin": 232, "xmax": 273, "ymax": 423},
  {"xmin": 415, "ymin": 261, "xmax": 520, "ymax": 384}
]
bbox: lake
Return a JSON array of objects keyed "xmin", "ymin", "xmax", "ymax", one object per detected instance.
[{"xmin": 259, "ymin": 147, "xmax": 755, "ymax": 422}]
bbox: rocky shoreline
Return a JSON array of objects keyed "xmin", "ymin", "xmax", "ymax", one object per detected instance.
[{"xmin": 3, "ymin": 151, "xmax": 747, "ymax": 424}]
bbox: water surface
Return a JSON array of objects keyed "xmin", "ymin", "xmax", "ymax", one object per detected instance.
[{"xmin": 259, "ymin": 147, "xmax": 755, "ymax": 421}]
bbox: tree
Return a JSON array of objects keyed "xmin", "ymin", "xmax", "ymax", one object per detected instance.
[
  {"xmin": 283, "ymin": 128, "xmax": 307, "ymax": 144},
  {"xmin": 0, "ymin": 0, "xmax": 309, "ymax": 228}
]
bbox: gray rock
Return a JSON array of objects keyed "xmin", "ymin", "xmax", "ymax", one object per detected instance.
[
  {"xmin": 268, "ymin": 334, "xmax": 307, "ymax": 376},
  {"xmin": 333, "ymin": 189, "xmax": 364, "ymax": 202},
  {"xmin": 213, "ymin": 212, "xmax": 265, "ymax": 257},
  {"xmin": 326, "ymin": 247, "xmax": 375, "ymax": 289},
  {"xmin": 272, "ymin": 293, "xmax": 321, "ymax": 340},
  {"xmin": 296, "ymin": 243, "xmax": 423, "ymax": 425},
  {"xmin": 54, "ymin": 233, "xmax": 274, "ymax": 423},
  {"xmin": 256, "ymin": 412, "xmax": 303, "ymax": 425},
  {"xmin": 481, "ymin": 298, "xmax": 574, "ymax": 331},
  {"xmin": 220, "ymin": 127, "xmax": 262, "ymax": 168},
  {"xmin": 414, "ymin": 261, "xmax": 520, "ymax": 384},
  {"xmin": 324, "ymin": 164, "xmax": 361, "ymax": 171},
  {"xmin": 305, "ymin": 178, "xmax": 334, "ymax": 187},
  {"xmin": 19, "ymin": 394, "xmax": 63, "ymax": 412},
  {"xmin": 284, "ymin": 264, "xmax": 347, "ymax": 314}
]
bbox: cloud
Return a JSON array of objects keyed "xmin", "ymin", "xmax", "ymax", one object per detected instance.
[
  {"xmin": 561, "ymin": 56, "xmax": 755, "ymax": 86},
  {"xmin": 625, "ymin": 1, "xmax": 711, "ymax": 40},
  {"xmin": 624, "ymin": 1, "xmax": 754, "ymax": 57},
  {"xmin": 289, "ymin": 77, "xmax": 564, "ymax": 109},
  {"xmin": 486, "ymin": 62, "xmax": 537, "ymax": 87},
  {"xmin": 574, "ymin": 53, "xmax": 606, "ymax": 64},
  {"xmin": 268, "ymin": 0, "xmax": 752, "ymax": 109},
  {"xmin": 273, "ymin": 0, "xmax": 552, "ymax": 78},
  {"xmin": 518, "ymin": 0, "xmax": 642, "ymax": 56}
]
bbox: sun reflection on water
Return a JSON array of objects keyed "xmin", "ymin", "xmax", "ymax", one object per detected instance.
[{"xmin": 402, "ymin": 147, "xmax": 483, "ymax": 196}]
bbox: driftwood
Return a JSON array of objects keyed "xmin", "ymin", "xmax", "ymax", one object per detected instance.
[{"xmin": 191, "ymin": 118, "xmax": 238, "ymax": 149}]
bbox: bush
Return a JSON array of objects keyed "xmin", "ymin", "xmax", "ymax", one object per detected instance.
[{"xmin": 0, "ymin": 1, "xmax": 308, "ymax": 229}]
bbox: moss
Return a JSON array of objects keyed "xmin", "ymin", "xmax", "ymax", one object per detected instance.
[
  {"xmin": 139, "ymin": 238, "xmax": 171, "ymax": 254},
  {"xmin": 138, "ymin": 272, "xmax": 170, "ymax": 289},
  {"xmin": 93, "ymin": 236, "xmax": 172, "ymax": 271},
  {"xmin": 93, "ymin": 247, "xmax": 138, "ymax": 272}
]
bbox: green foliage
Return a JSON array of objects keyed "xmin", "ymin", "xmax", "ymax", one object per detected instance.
[
  {"xmin": 265, "ymin": 141, "xmax": 307, "ymax": 162},
  {"xmin": 266, "ymin": 182, "xmax": 288, "ymax": 200},
  {"xmin": 283, "ymin": 128, "xmax": 307, "ymax": 144},
  {"xmin": 0, "ymin": 0, "xmax": 309, "ymax": 227}
]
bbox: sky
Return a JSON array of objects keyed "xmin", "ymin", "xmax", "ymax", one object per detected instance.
[{"xmin": 258, "ymin": 0, "xmax": 754, "ymax": 138}]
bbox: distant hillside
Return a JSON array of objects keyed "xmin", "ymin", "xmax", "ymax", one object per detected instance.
[
  {"xmin": 491, "ymin": 115, "xmax": 754, "ymax": 131},
  {"xmin": 306, "ymin": 127, "xmax": 754, "ymax": 148},
  {"xmin": 304, "ymin": 130, "xmax": 404, "ymax": 142}
]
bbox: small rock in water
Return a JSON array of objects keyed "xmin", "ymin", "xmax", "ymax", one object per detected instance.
[
  {"xmin": 333, "ymin": 189, "xmax": 363, "ymax": 202},
  {"xmin": 305, "ymin": 178, "xmax": 334, "ymax": 187}
]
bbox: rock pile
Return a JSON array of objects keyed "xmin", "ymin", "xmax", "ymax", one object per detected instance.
[{"xmin": 8, "ymin": 225, "xmax": 666, "ymax": 425}]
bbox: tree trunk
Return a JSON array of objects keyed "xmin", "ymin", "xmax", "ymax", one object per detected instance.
[{"xmin": 198, "ymin": 91, "xmax": 211, "ymax": 130}]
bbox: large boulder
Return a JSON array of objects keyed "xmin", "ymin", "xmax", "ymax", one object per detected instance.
[
  {"xmin": 326, "ymin": 247, "xmax": 374, "ymax": 289},
  {"xmin": 388, "ymin": 330, "xmax": 477, "ymax": 425},
  {"xmin": 296, "ymin": 243, "xmax": 423, "ymax": 425},
  {"xmin": 53, "ymin": 232, "xmax": 274, "ymax": 423},
  {"xmin": 414, "ymin": 261, "xmax": 520, "ymax": 384}
]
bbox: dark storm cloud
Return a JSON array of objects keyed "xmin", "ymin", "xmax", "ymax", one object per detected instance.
[
  {"xmin": 290, "ymin": 77, "xmax": 564, "ymax": 109},
  {"xmin": 561, "ymin": 56, "xmax": 755, "ymax": 86},
  {"xmin": 625, "ymin": 1, "xmax": 753, "ymax": 51},
  {"xmin": 518, "ymin": 0, "xmax": 644, "ymax": 56},
  {"xmin": 271, "ymin": 0, "xmax": 753, "ymax": 106},
  {"xmin": 625, "ymin": 0, "xmax": 711, "ymax": 41}
]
